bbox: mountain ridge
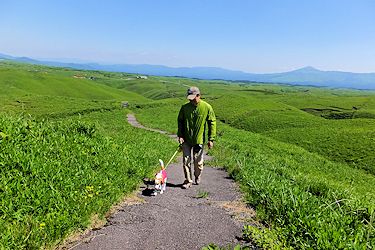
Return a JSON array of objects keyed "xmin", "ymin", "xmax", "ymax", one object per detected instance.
[{"xmin": 1, "ymin": 52, "xmax": 374, "ymax": 90}]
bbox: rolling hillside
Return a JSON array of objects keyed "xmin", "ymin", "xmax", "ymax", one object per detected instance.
[
  {"xmin": 2, "ymin": 52, "xmax": 375, "ymax": 89},
  {"xmin": 0, "ymin": 61, "xmax": 148, "ymax": 117},
  {"xmin": 1, "ymin": 61, "xmax": 374, "ymax": 249}
]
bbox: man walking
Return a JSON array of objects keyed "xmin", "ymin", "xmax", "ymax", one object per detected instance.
[{"xmin": 177, "ymin": 86, "xmax": 216, "ymax": 189}]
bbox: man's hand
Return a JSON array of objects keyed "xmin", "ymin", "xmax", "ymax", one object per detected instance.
[
  {"xmin": 208, "ymin": 140, "xmax": 214, "ymax": 149},
  {"xmin": 178, "ymin": 137, "xmax": 184, "ymax": 145}
]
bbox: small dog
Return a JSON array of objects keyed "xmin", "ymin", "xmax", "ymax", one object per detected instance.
[{"xmin": 152, "ymin": 159, "xmax": 168, "ymax": 196}]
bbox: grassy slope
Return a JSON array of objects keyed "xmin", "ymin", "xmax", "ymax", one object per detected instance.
[
  {"xmin": 0, "ymin": 61, "xmax": 148, "ymax": 118},
  {"xmin": 133, "ymin": 99, "xmax": 375, "ymax": 249},
  {"xmin": 212, "ymin": 124, "xmax": 375, "ymax": 249},
  {"xmin": 0, "ymin": 111, "xmax": 177, "ymax": 249},
  {"xmin": 0, "ymin": 62, "xmax": 177, "ymax": 249},
  {"xmin": 129, "ymin": 79, "xmax": 375, "ymax": 173},
  {"xmin": 0, "ymin": 62, "xmax": 139, "ymax": 100},
  {"xmin": 209, "ymin": 88, "xmax": 375, "ymax": 173},
  {"xmin": 127, "ymin": 79, "xmax": 375, "ymax": 248},
  {"xmin": 1, "ymin": 61, "xmax": 375, "ymax": 248}
]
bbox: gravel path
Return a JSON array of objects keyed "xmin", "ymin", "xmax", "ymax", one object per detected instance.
[{"xmin": 67, "ymin": 114, "xmax": 256, "ymax": 250}]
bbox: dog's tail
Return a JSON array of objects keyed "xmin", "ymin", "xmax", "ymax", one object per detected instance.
[{"xmin": 159, "ymin": 159, "xmax": 165, "ymax": 170}]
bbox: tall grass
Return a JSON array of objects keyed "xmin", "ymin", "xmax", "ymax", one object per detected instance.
[
  {"xmin": 212, "ymin": 124, "xmax": 375, "ymax": 249},
  {"xmin": 0, "ymin": 110, "xmax": 176, "ymax": 249}
]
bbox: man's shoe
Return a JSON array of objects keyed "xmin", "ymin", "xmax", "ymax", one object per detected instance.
[
  {"xmin": 195, "ymin": 177, "xmax": 201, "ymax": 185},
  {"xmin": 181, "ymin": 182, "xmax": 192, "ymax": 189}
]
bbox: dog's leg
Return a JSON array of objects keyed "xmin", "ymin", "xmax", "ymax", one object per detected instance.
[{"xmin": 162, "ymin": 178, "xmax": 167, "ymax": 192}]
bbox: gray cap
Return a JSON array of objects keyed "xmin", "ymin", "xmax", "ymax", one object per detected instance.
[{"xmin": 186, "ymin": 86, "xmax": 200, "ymax": 100}]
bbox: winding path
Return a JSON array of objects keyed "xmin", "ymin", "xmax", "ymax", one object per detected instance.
[{"xmin": 66, "ymin": 114, "xmax": 256, "ymax": 250}]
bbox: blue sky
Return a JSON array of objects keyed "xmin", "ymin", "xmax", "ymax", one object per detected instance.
[{"xmin": 1, "ymin": 0, "xmax": 375, "ymax": 73}]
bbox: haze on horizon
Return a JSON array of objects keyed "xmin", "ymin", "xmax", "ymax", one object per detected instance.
[{"xmin": 1, "ymin": 0, "xmax": 375, "ymax": 74}]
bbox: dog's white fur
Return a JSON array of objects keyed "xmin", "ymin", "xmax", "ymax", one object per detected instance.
[{"xmin": 152, "ymin": 159, "xmax": 167, "ymax": 196}]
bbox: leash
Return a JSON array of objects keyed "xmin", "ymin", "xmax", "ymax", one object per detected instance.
[{"xmin": 163, "ymin": 144, "xmax": 182, "ymax": 169}]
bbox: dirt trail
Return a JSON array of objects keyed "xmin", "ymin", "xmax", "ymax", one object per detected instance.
[{"xmin": 67, "ymin": 114, "xmax": 256, "ymax": 250}]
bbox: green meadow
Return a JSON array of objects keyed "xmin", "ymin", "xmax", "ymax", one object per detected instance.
[{"xmin": 1, "ymin": 60, "xmax": 374, "ymax": 249}]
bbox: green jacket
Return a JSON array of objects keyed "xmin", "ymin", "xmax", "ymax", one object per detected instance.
[{"xmin": 177, "ymin": 100, "xmax": 216, "ymax": 145}]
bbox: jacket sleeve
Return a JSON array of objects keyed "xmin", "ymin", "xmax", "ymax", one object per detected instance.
[
  {"xmin": 177, "ymin": 106, "xmax": 184, "ymax": 138},
  {"xmin": 207, "ymin": 105, "xmax": 216, "ymax": 141}
]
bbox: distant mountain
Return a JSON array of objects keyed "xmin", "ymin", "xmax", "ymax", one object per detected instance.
[
  {"xmin": 0, "ymin": 53, "xmax": 15, "ymax": 60},
  {"xmin": 254, "ymin": 66, "xmax": 375, "ymax": 89},
  {"xmin": 1, "ymin": 52, "xmax": 375, "ymax": 90}
]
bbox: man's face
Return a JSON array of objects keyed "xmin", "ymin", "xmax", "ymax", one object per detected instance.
[{"xmin": 189, "ymin": 94, "xmax": 200, "ymax": 106}]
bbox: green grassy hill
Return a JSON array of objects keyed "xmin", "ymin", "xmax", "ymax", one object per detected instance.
[
  {"xmin": 133, "ymin": 96, "xmax": 375, "ymax": 249},
  {"xmin": 1, "ymin": 61, "xmax": 374, "ymax": 249},
  {"xmin": 0, "ymin": 61, "xmax": 145, "ymax": 100},
  {"xmin": 130, "ymin": 81, "xmax": 375, "ymax": 174},
  {"xmin": 129, "ymin": 79, "xmax": 375, "ymax": 248},
  {"xmin": 0, "ymin": 61, "xmax": 148, "ymax": 118},
  {"xmin": 0, "ymin": 62, "xmax": 178, "ymax": 248}
]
